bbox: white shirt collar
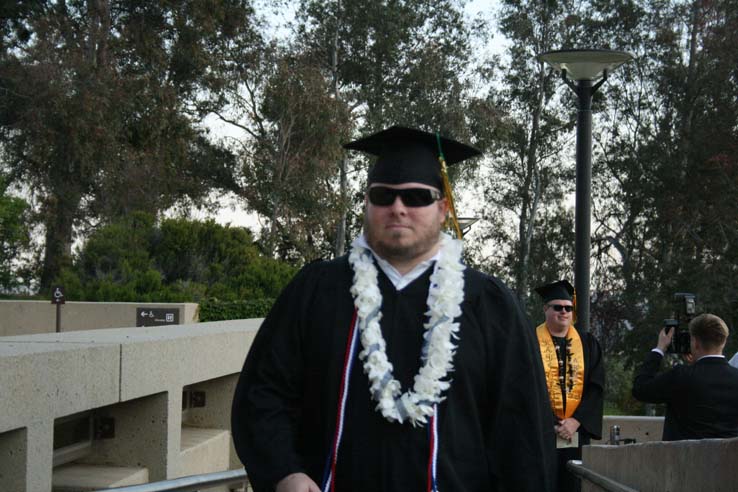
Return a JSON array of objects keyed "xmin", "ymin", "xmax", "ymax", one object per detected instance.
[
  {"xmin": 355, "ymin": 235, "xmax": 439, "ymax": 290},
  {"xmin": 696, "ymin": 354, "xmax": 725, "ymax": 362},
  {"xmin": 651, "ymin": 350, "xmax": 725, "ymax": 362}
]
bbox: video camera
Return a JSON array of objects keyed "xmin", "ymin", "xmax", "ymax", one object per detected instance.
[{"xmin": 663, "ymin": 292, "xmax": 697, "ymax": 355}]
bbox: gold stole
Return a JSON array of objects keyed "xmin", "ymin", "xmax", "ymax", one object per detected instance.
[{"xmin": 536, "ymin": 323, "xmax": 585, "ymax": 420}]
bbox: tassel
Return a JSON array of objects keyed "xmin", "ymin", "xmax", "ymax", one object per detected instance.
[{"xmin": 436, "ymin": 133, "xmax": 463, "ymax": 239}]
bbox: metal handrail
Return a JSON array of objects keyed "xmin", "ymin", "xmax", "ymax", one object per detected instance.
[
  {"xmin": 94, "ymin": 461, "xmax": 636, "ymax": 492},
  {"xmin": 95, "ymin": 468, "xmax": 248, "ymax": 492},
  {"xmin": 567, "ymin": 460, "xmax": 638, "ymax": 492}
]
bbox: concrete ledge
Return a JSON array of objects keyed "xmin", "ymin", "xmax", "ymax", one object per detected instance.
[
  {"xmin": 0, "ymin": 319, "xmax": 263, "ymax": 492},
  {"xmin": 179, "ymin": 427, "xmax": 231, "ymax": 477},
  {"xmin": 52, "ymin": 463, "xmax": 148, "ymax": 491},
  {"xmin": 0, "ymin": 428, "xmax": 26, "ymax": 491},
  {"xmin": 0, "ymin": 320, "xmax": 261, "ymax": 403},
  {"xmin": 0, "ymin": 301, "xmax": 199, "ymax": 336},
  {"xmin": 591, "ymin": 415, "xmax": 665, "ymax": 445},
  {"xmin": 83, "ymin": 393, "xmax": 172, "ymax": 482},
  {"xmin": 583, "ymin": 437, "xmax": 738, "ymax": 492},
  {"xmin": 0, "ymin": 342, "xmax": 120, "ymax": 433},
  {"xmin": 118, "ymin": 322, "xmax": 260, "ymax": 400},
  {"xmin": 182, "ymin": 374, "xmax": 242, "ymax": 470}
]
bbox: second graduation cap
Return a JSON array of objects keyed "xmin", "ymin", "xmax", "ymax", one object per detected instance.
[
  {"xmin": 343, "ymin": 126, "xmax": 481, "ymax": 190},
  {"xmin": 535, "ymin": 280, "xmax": 575, "ymax": 303}
]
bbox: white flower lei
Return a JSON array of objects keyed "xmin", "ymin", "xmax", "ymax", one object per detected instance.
[{"xmin": 348, "ymin": 233, "xmax": 466, "ymax": 426}]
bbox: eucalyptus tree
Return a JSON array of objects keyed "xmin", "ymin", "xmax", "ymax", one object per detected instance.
[
  {"xmin": 471, "ymin": 0, "xmax": 585, "ymax": 308},
  {"xmin": 581, "ymin": 0, "xmax": 738, "ymax": 361},
  {"xmin": 0, "ymin": 1, "xmax": 260, "ymax": 291},
  {"xmin": 226, "ymin": 45, "xmax": 352, "ymax": 262},
  {"xmin": 640, "ymin": 0, "xmax": 738, "ymax": 355},
  {"xmin": 0, "ymin": 174, "xmax": 30, "ymax": 291},
  {"xmin": 293, "ymin": 0, "xmax": 481, "ymax": 256}
]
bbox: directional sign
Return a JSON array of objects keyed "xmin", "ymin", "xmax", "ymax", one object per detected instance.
[
  {"xmin": 135, "ymin": 308, "xmax": 179, "ymax": 327},
  {"xmin": 51, "ymin": 286, "xmax": 66, "ymax": 305}
]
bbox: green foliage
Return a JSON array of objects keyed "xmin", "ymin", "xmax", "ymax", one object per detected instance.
[
  {"xmin": 3, "ymin": 0, "xmax": 737, "ymax": 388},
  {"xmin": 0, "ymin": 1, "xmax": 260, "ymax": 290},
  {"xmin": 198, "ymin": 298, "xmax": 275, "ymax": 321},
  {"xmin": 58, "ymin": 214, "xmax": 296, "ymax": 305},
  {"xmin": 224, "ymin": 0, "xmax": 483, "ymax": 260},
  {"xmin": 604, "ymin": 355, "xmax": 646, "ymax": 416},
  {"xmin": 582, "ymin": 0, "xmax": 738, "ymax": 367},
  {"xmin": 0, "ymin": 176, "xmax": 31, "ymax": 290}
]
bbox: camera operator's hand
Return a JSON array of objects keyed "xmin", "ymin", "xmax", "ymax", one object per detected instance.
[{"xmin": 657, "ymin": 327, "xmax": 674, "ymax": 353}]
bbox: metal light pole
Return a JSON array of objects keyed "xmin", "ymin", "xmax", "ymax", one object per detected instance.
[{"xmin": 538, "ymin": 49, "xmax": 634, "ymax": 332}]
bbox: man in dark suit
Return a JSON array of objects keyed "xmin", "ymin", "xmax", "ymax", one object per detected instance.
[{"xmin": 632, "ymin": 313, "xmax": 738, "ymax": 441}]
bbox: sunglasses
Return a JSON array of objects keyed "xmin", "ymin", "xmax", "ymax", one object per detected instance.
[
  {"xmin": 548, "ymin": 304, "xmax": 574, "ymax": 312},
  {"xmin": 368, "ymin": 186, "xmax": 442, "ymax": 207}
]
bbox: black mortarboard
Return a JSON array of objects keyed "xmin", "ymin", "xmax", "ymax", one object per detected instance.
[
  {"xmin": 343, "ymin": 126, "xmax": 481, "ymax": 190},
  {"xmin": 535, "ymin": 280, "xmax": 575, "ymax": 303}
]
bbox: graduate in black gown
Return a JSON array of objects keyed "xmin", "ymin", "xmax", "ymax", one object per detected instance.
[
  {"xmin": 232, "ymin": 126, "xmax": 556, "ymax": 492},
  {"xmin": 534, "ymin": 280, "xmax": 604, "ymax": 492}
]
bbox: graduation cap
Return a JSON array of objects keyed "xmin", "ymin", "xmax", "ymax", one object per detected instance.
[
  {"xmin": 343, "ymin": 126, "xmax": 480, "ymax": 188},
  {"xmin": 535, "ymin": 280, "xmax": 577, "ymax": 322},
  {"xmin": 343, "ymin": 126, "xmax": 481, "ymax": 237},
  {"xmin": 535, "ymin": 280, "xmax": 575, "ymax": 303}
]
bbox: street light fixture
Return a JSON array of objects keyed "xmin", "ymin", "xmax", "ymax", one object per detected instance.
[
  {"xmin": 456, "ymin": 217, "xmax": 479, "ymax": 237},
  {"xmin": 538, "ymin": 49, "xmax": 634, "ymax": 332}
]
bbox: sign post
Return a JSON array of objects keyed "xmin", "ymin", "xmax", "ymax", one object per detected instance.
[{"xmin": 51, "ymin": 286, "xmax": 66, "ymax": 333}]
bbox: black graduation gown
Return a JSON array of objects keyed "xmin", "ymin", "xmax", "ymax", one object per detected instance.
[
  {"xmin": 551, "ymin": 331, "xmax": 605, "ymax": 492},
  {"xmin": 232, "ymin": 255, "xmax": 556, "ymax": 492}
]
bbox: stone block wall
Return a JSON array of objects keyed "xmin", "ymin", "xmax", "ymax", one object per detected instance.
[
  {"xmin": 582, "ymin": 437, "xmax": 738, "ymax": 492},
  {"xmin": 0, "ymin": 320, "xmax": 259, "ymax": 492},
  {"xmin": 0, "ymin": 301, "xmax": 199, "ymax": 336}
]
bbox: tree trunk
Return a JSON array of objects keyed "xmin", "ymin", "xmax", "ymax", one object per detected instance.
[
  {"xmin": 335, "ymin": 156, "xmax": 348, "ymax": 257},
  {"xmin": 332, "ymin": 0, "xmax": 348, "ymax": 258},
  {"xmin": 515, "ymin": 62, "xmax": 546, "ymax": 305},
  {"xmin": 39, "ymin": 192, "xmax": 79, "ymax": 293}
]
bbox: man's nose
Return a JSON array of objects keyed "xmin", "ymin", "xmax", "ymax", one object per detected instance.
[{"xmin": 388, "ymin": 195, "xmax": 407, "ymax": 211}]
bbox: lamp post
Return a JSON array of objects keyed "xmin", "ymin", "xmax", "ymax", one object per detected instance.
[
  {"xmin": 538, "ymin": 49, "xmax": 633, "ymax": 332},
  {"xmin": 457, "ymin": 217, "xmax": 479, "ymax": 237}
]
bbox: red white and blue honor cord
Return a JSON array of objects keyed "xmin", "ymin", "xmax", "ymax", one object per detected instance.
[
  {"xmin": 427, "ymin": 406, "xmax": 439, "ymax": 492},
  {"xmin": 321, "ymin": 309, "xmax": 360, "ymax": 492},
  {"xmin": 321, "ymin": 309, "xmax": 440, "ymax": 492}
]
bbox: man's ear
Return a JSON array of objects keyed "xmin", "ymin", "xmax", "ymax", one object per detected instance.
[
  {"xmin": 691, "ymin": 336, "xmax": 702, "ymax": 351},
  {"xmin": 439, "ymin": 197, "xmax": 450, "ymax": 216}
]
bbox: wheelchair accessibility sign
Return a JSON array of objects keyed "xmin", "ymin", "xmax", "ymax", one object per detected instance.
[
  {"xmin": 51, "ymin": 286, "xmax": 66, "ymax": 305},
  {"xmin": 136, "ymin": 308, "xmax": 179, "ymax": 327}
]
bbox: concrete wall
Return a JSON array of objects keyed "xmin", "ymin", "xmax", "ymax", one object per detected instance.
[
  {"xmin": 582, "ymin": 437, "xmax": 738, "ymax": 492},
  {"xmin": 591, "ymin": 415, "xmax": 665, "ymax": 445},
  {"xmin": 0, "ymin": 301, "xmax": 199, "ymax": 336},
  {"xmin": 0, "ymin": 320, "xmax": 260, "ymax": 492}
]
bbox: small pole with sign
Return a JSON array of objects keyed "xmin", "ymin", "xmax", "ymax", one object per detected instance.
[{"xmin": 51, "ymin": 286, "xmax": 66, "ymax": 333}]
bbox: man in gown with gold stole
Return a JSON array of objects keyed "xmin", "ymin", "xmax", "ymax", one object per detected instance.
[{"xmin": 535, "ymin": 280, "xmax": 604, "ymax": 492}]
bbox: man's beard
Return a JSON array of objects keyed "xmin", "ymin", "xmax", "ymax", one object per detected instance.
[{"xmin": 364, "ymin": 216, "xmax": 442, "ymax": 264}]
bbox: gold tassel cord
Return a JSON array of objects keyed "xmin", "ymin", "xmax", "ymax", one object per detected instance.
[
  {"xmin": 439, "ymin": 156, "xmax": 463, "ymax": 239},
  {"xmin": 436, "ymin": 132, "xmax": 463, "ymax": 239}
]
